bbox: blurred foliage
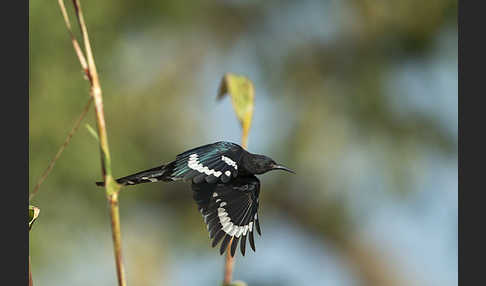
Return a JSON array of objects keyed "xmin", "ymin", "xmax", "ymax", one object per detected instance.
[{"xmin": 29, "ymin": 0, "xmax": 457, "ymax": 286}]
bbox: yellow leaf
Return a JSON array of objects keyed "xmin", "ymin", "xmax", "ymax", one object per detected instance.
[
  {"xmin": 217, "ymin": 73, "xmax": 255, "ymax": 148},
  {"xmin": 29, "ymin": 205, "xmax": 40, "ymax": 231}
]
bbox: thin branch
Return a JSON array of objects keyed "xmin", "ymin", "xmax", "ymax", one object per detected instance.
[
  {"xmin": 223, "ymin": 136, "xmax": 248, "ymax": 286},
  {"xmin": 29, "ymin": 256, "xmax": 33, "ymax": 286},
  {"xmin": 241, "ymin": 134, "xmax": 248, "ymax": 151},
  {"xmin": 72, "ymin": 0, "xmax": 113, "ymax": 181},
  {"xmin": 58, "ymin": 0, "xmax": 88, "ymax": 73},
  {"xmin": 223, "ymin": 240, "xmax": 235, "ymax": 286},
  {"xmin": 109, "ymin": 192, "xmax": 126, "ymax": 285},
  {"xmin": 58, "ymin": 1, "xmax": 126, "ymax": 285},
  {"xmin": 29, "ymin": 97, "xmax": 93, "ymax": 201},
  {"xmin": 28, "ymin": 0, "xmax": 95, "ymax": 201}
]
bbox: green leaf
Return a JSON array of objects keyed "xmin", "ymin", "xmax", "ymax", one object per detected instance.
[
  {"xmin": 29, "ymin": 205, "xmax": 40, "ymax": 231},
  {"xmin": 217, "ymin": 73, "xmax": 255, "ymax": 138},
  {"xmin": 85, "ymin": 123, "xmax": 100, "ymax": 142}
]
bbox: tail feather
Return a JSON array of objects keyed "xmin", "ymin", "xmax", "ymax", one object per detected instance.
[{"xmin": 95, "ymin": 161, "xmax": 176, "ymax": 187}]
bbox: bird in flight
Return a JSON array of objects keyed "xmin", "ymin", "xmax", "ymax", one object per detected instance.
[{"xmin": 96, "ymin": 141, "xmax": 295, "ymax": 257}]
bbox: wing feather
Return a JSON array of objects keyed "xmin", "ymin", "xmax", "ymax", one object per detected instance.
[
  {"xmin": 191, "ymin": 176, "xmax": 261, "ymax": 256},
  {"xmin": 171, "ymin": 142, "xmax": 243, "ymax": 184}
]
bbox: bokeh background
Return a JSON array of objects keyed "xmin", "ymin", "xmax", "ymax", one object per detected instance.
[{"xmin": 29, "ymin": 0, "xmax": 457, "ymax": 285}]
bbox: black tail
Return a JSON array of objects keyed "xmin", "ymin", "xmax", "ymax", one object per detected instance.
[{"xmin": 95, "ymin": 161, "xmax": 176, "ymax": 187}]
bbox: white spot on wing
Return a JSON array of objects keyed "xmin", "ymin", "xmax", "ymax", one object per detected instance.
[
  {"xmin": 223, "ymin": 224, "xmax": 233, "ymax": 234},
  {"xmin": 216, "ymin": 204, "xmax": 255, "ymax": 238},
  {"xmin": 187, "ymin": 154, "xmax": 221, "ymax": 177},
  {"xmin": 221, "ymin": 156, "xmax": 238, "ymax": 170},
  {"xmin": 228, "ymin": 227, "xmax": 238, "ymax": 236},
  {"xmin": 235, "ymin": 227, "xmax": 244, "ymax": 237}
]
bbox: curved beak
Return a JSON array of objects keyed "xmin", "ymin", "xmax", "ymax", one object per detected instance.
[{"xmin": 271, "ymin": 164, "xmax": 296, "ymax": 174}]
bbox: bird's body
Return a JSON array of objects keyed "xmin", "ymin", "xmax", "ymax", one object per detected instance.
[{"xmin": 96, "ymin": 141, "xmax": 294, "ymax": 257}]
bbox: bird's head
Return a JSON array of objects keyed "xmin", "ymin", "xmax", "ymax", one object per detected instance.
[{"xmin": 250, "ymin": 154, "xmax": 295, "ymax": 175}]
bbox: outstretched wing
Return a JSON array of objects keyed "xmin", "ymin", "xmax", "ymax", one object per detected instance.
[
  {"xmin": 95, "ymin": 141, "xmax": 244, "ymax": 187},
  {"xmin": 192, "ymin": 176, "xmax": 262, "ymax": 257},
  {"xmin": 170, "ymin": 141, "xmax": 244, "ymax": 184}
]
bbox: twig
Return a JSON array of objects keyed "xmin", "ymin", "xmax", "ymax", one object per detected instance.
[
  {"xmin": 240, "ymin": 135, "xmax": 248, "ymax": 151},
  {"xmin": 58, "ymin": 0, "xmax": 88, "ymax": 71},
  {"xmin": 58, "ymin": 1, "xmax": 126, "ymax": 285},
  {"xmin": 219, "ymin": 74, "xmax": 253, "ymax": 286},
  {"xmin": 109, "ymin": 192, "xmax": 126, "ymax": 285},
  {"xmin": 29, "ymin": 256, "xmax": 33, "ymax": 286},
  {"xmin": 29, "ymin": 97, "xmax": 92, "ymax": 201},
  {"xmin": 223, "ymin": 242, "xmax": 235, "ymax": 285},
  {"xmin": 29, "ymin": 0, "xmax": 93, "ymax": 201},
  {"xmin": 223, "ymin": 136, "xmax": 248, "ymax": 286}
]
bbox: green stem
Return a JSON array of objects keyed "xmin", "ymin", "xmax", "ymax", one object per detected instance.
[
  {"xmin": 109, "ymin": 192, "xmax": 126, "ymax": 286},
  {"xmin": 223, "ymin": 128, "xmax": 249, "ymax": 286},
  {"xmin": 58, "ymin": 1, "xmax": 127, "ymax": 285}
]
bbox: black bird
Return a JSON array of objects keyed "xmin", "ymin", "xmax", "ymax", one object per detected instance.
[{"xmin": 96, "ymin": 141, "xmax": 295, "ymax": 257}]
